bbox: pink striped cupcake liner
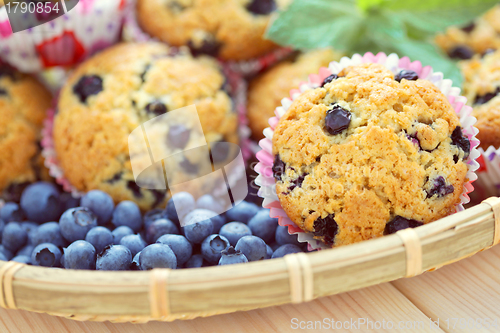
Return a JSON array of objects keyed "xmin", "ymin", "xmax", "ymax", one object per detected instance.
[{"xmin": 255, "ymin": 52, "xmax": 481, "ymax": 250}]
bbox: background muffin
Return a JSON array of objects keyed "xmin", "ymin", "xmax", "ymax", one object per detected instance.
[
  {"xmin": 54, "ymin": 42, "xmax": 238, "ymax": 210},
  {"xmin": 247, "ymin": 48, "xmax": 341, "ymax": 140},
  {"xmin": 271, "ymin": 63, "xmax": 470, "ymax": 247},
  {"xmin": 136, "ymin": 0, "xmax": 287, "ymax": 61},
  {"xmin": 0, "ymin": 64, "xmax": 52, "ymax": 201}
]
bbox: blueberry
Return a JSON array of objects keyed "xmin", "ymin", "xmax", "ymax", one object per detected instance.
[
  {"xmin": 131, "ymin": 251, "xmax": 141, "ymax": 270},
  {"xmin": 321, "ymin": 74, "xmax": 338, "ymax": 87},
  {"xmin": 0, "ymin": 88, "xmax": 7, "ymax": 96},
  {"xmin": 2, "ymin": 222, "xmax": 27, "ymax": 252},
  {"xmin": 96, "ymin": 245, "xmax": 132, "ymax": 271},
  {"xmin": 210, "ymin": 140, "xmax": 231, "ymax": 163},
  {"xmin": 60, "ymin": 254, "xmax": 65, "ymax": 267},
  {"xmin": 21, "ymin": 221, "xmax": 39, "ymax": 245},
  {"xmin": 219, "ymin": 247, "xmax": 248, "ymax": 265},
  {"xmin": 168, "ymin": 124, "xmax": 191, "ymax": 149},
  {"xmin": 73, "ymin": 75, "xmax": 103, "ymax": 103},
  {"xmin": 226, "ymin": 201, "xmax": 260, "ymax": 224},
  {"xmin": 16, "ymin": 244, "xmax": 34, "ymax": 257},
  {"xmin": 196, "ymin": 195, "xmax": 223, "ymax": 213},
  {"xmin": 201, "ymin": 234, "xmax": 230, "ymax": 264},
  {"xmin": 144, "ymin": 209, "xmax": 166, "ymax": 229},
  {"xmin": 219, "ymin": 222, "xmax": 252, "ymax": 246},
  {"xmin": 288, "ymin": 174, "xmax": 307, "ymax": 192},
  {"xmin": 426, "ymin": 176, "xmax": 454, "ymax": 198},
  {"xmin": 265, "ymin": 244, "xmax": 273, "ymax": 259},
  {"xmin": 182, "ymin": 210, "xmax": 215, "ymax": 243},
  {"xmin": 474, "ymin": 87, "xmax": 500, "ymax": 105},
  {"xmin": 448, "ymin": 46, "xmax": 474, "ymax": 60},
  {"xmin": 20, "ymin": 182, "xmax": 62, "ymax": 223},
  {"xmin": 395, "ymin": 70, "xmax": 418, "ymax": 82},
  {"xmin": 0, "ymin": 219, "xmax": 4, "ymax": 235},
  {"xmin": 59, "ymin": 207, "xmax": 98, "ymax": 243},
  {"xmin": 0, "ymin": 202, "xmax": 24, "ymax": 222},
  {"xmin": 384, "ymin": 216, "xmax": 423, "ymax": 235},
  {"xmin": 210, "ymin": 214, "xmax": 226, "ymax": 234},
  {"xmin": 0, "ymin": 245, "xmax": 14, "ymax": 260},
  {"xmin": 247, "ymin": 210, "xmax": 278, "ymax": 243},
  {"xmin": 31, "ymin": 243, "xmax": 62, "ymax": 267},
  {"xmin": 184, "ymin": 254, "xmax": 204, "ymax": 268},
  {"xmin": 64, "ymin": 240, "xmax": 96, "ymax": 269},
  {"xmin": 111, "ymin": 201, "xmax": 142, "ymax": 232},
  {"xmin": 156, "ymin": 234, "xmax": 192, "ymax": 266},
  {"xmin": 180, "ymin": 158, "xmax": 199, "ymax": 174},
  {"xmin": 85, "ymin": 226, "xmax": 113, "ymax": 253},
  {"xmin": 313, "ymin": 214, "xmax": 338, "ymax": 246},
  {"xmin": 275, "ymin": 225, "xmax": 301, "ymax": 247},
  {"xmin": 81, "ymin": 190, "xmax": 115, "ymax": 225},
  {"xmin": 451, "ymin": 126, "xmax": 470, "ymax": 161},
  {"xmin": 112, "ymin": 226, "xmax": 134, "ymax": 244},
  {"xmin": 165, "ymin": 192, "xmax": 195, "ymax": 224},
  {"xmin": 324, "ymin": 104, "xmax": 351, "ymax": 135},
  {"xmin": 145, "ymin": 100, "xmax": 167, "ymax": 115},
  {"xmin": 271, "ymin": 244, "xmax": 302, "ymax": 258},
  {"xmin": 235, "ymin": 235, "xmax": 267, "ymax": 261},
  {"xmin": 145, "ymin": 218, "xmax": 179, "ymax": 243},
  {"xmin": 406, "ymin": 134, "xmax": 420, "ymax": 150},
  {"xmin": 246, "ymin": 0, "xmax": 276, "ymax": 15},
  {"xmin": 461, "ymin": 22, "xmax": 475, "ymax": 33},
  {"xmin": 272, "ymin": 155, "xmax": 285, "ymax": 182},
  {"xmin": 120, "ymin": 234, "xmax": 147, "ymax": 257},
  {"xmin": 12, "ymin": 255, "xmax": 30, "ymax": 264},
  {"xmin": 34, "ymin": 222, "xmax": 65, "ymax": 247},
  {"xmin": 139, "ymin": 244, "xmax": 177, "ymax": 270},
  {"xmin": 187, "ymin": 39, "xmax": 221, "ymax": 57}
]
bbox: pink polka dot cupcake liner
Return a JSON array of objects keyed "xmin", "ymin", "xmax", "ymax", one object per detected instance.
[
  {"xmin": 254, "ymin": 52, "xmax": 481, "ymax": 250},
  {"xmin": 0, "ymin": 0, "xmax": 129, "ymax": 72}
]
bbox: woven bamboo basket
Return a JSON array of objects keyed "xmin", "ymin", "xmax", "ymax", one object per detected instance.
[{"xmin": 0, "ymin": 197, "xmax": 498, "ymax": 323}]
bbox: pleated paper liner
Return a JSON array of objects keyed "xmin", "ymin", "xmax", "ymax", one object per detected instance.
[
  {"xmin": 255, "ymin": 52, "xmax": 481, "ymax": 250},
  {"xmin": 0, "ymin": 0, "xmax": 129, "ymax": 72},
  {"xmin": 471, "ymin": 146, "xmax": 500, "ymax": 205}
]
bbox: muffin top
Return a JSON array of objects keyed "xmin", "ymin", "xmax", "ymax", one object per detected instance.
[
  {"xmin": 136, "ymin": 0, "xmax": 288, "ymax": 61},
  {"xmin": 54, "ymin": 42, "xmax": 238, "ymax": 210},
  {"xmin": 272, "ymin": 63, "xmax": 469, "ymax": 247},
  {"xmin": 0, "ymin": 65, "xmax": 52, "ymax": 200},
  {"xmin": 247, "ymin": 49, "xmax": 341, "ymax": 140}
]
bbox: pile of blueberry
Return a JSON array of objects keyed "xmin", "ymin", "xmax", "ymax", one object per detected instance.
[{"xmin": 0, "ymin": 182, "xmax": 308, "ymax": 270}]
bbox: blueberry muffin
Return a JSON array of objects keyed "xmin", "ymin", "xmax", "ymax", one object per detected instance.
[
  {"xmin": 459, "ymin": 49, "xmax": 500, "ymax": 148},
  {"xmin": 54, "ymin": 42, "xmax": 238, "ymax": 210},
  {"xmin": 0, "ymin": 64, "xmax": 52, "ymax": 201},
  {"xmin": 247, "ymin": 49, "xmax": 341, "ymax": 140},
  {"xmin": 435, "ymin": 5, "xmax": 500, "ymax": 59},
  {"xmin": 271, "ymin": 63, "xmax": 470, "ymax": 247},
  {"xmin": 136, "ymin": 0, "xmax": 288, "ymax": 61}
]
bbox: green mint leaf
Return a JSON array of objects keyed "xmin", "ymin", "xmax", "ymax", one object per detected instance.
[
  {"xmin": 357, "ymin": 0, "xmax": 385, "ymax": 12},
  {"xmin": 266, "ymin": 0, "xmax": 365, "ymax": 51}
]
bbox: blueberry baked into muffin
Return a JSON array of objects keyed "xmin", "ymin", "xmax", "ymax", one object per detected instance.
[
  {"xmin": 54, "ymin": 42, "xmax": 238, "ymax": 210},
  {"xmin": 460, "ymin": 49, "xmax": 500, "ymax": 149},
  {"xmin": 435, "ymin": 5, "xmax": 500, "ymax": 59},
  {"xmin": 271, "ymin": 63, "xmax": 470, "ymax": 247},
  {"xmin": 136, "ymin": 0, "xmax": 287, "ymax": 61},
  {"xmin": 247, "ymin": 49, "xmax": 341, "ymax": 140},
  {"xmin": 0, "ymin": 64, "xmax": 52, "ymax": 201}
]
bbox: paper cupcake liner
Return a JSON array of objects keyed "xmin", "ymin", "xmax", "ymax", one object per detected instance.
[
  {"xmin": 122, "ymin": 0, "xmax": 293, "ymax": 77},
  {"xmin": 255, "ymin": 52, "xmax": 481, "ymax": 250},
  {"xmin": 471, "ymin": 146, "xmax": 500, "ymax": 202},
  {"xmin": 0, "ymin": 0, "xmax": 129, "ymax": 72}
]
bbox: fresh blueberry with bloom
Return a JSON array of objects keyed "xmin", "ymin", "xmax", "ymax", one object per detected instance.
[
  {"xmin": 139, "ymin": 244, "xmax": 177, "ymax": 270},
  {"xmin": 184, "ymin": 254, "xmax": 204, "ymax": 268},
  {"xmin": 196, "ymin": 195, "xmax": 224, "ymax": 213},
  {"xmin": 34, "ymin": 222, "xmax": 65, "ymax": 247},
  {"xmin": 143, "ymin": 209, "xmax": 166, "ymax": 229},
  {"xmin": 275, "ymin": 225, "xmax": 301, "ymax": 246},
  {"xmin": 16, "ymin": 244, "xmax": 34, "ymax": 258},
  {"xmin": 165, "ymin": 192, "xmax": 195, "ymax": 225},
  {"xmin": 226, "ymin": 201, "xmax": 260, "ymax": 224},
  {"xmin": 145, "ymin": 218, "xmax": 179, "ymax": 243},
  {"xmin": 201, "ymin": 234, "xmax": 230, "ymax": 264},
  {"xmin": 0, "ymin": 252, "xmax": 7, "ymax": 262},
  {"xmin": 0, "ymin": 202, "xmax": 24, "ymax": 222},
  {"xmin": 96, "ymin": 245, "xmax": 132, "ymax": 271},
  {"xmin": 64, "ymin": 240, "xmax": 96, "ymax": 270},
  {"xmin": 235, "ymin": 235, "xmax": 267, "ymax": 261},
  {"xmin": 0, "ymin": 245, "xmax": 14, "ymax": 260},
  {"xmin": 209, "ymin": 214, "xmax": 226, "ymax": 234},
  {"xmin": 12, "ymin": 255, "xmax": 30, "ymax": 264},
  {"xmin": 81, "ymin": 190, "xmax": 115, "ymax": 225},
  {"xmin": 182, "ymin": 210, "xmax": 215, "ymax": 244},
  {"xmin": 59, "ymin": 207, "xmax": 98, "ymax": 243},
  {"xmin": 20, "ymin": 182, "xmax": 63, "ymax": 223},
  {"xmin": 0, "ymin": 219, "xmax": 5, "ymax": 236},
  {"xmin": 271, "ymin": 244, "xmax": 302, "ymax": 259},
  {"xmin": 111, "ymin": 201, "xmax": 142, "ymax": 232},
  {"xmin": 131, "ymin": 251, "xmax": 141, "ymax": 270},
  {"xmin": 2, "ymin": 222, "xmax": 27, "ymax": 252},
  {"xmin": 120, "ymin": 234, "xmax": 147, "ymax": 257},
  {"xmin": 218, "ymin": 247, "xmax": 248, "ymax": 265},
  {"xmin": 247, "ymin": 209, "xmax": 278, "ymax": 243},
  {"xmin": 219, "ymin": 222, "xmax": 252, "ymax": 246},
  {"xmin": 21, "ymin": 221, "xmax": 39, "ymax": 245},
  {"xmin": 265, "ymin": 244, "xmax": 273, "ymax": 259},
  {"xmin": 85, "ymin": 226, "xmax": 113, "ymax": 254},
  {"xmin": 156, "ymin": 234, "xmax": 192, "ymax": 266},
  {"xmin": 31, "ymin": 243, "xmax": 62, "ymax": 267},
  {"xmin": 111, "ymin": 226, "xmax": 134, "ymax": 244}
]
